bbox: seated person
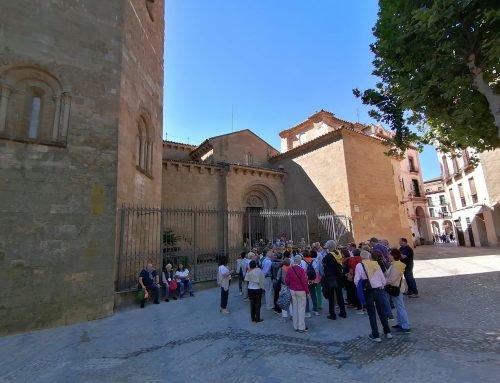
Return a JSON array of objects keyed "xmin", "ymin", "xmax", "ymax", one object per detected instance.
[
  {"xmin": 175, "ymin": 263, "xmax": 194, "ymax": 298},
  {"xmin": 161, "ymin": 263, "xmax": 179, "ymax": 302},
  {"xmin": 138, "ymin": 262, "xmax": 160, "ymax": 308}
]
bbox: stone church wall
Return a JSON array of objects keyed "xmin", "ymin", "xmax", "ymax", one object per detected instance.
[
  {"xmin": 342, "ymin": 129, "xmax": 412, "ymax": 245},
  {"xmin": 0, "ymin": 0, "xmax": 125, "ymax": 334}
]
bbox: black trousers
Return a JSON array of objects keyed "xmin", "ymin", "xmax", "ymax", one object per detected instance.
[
  {"xmin": 365, "ymin": 288, "xmax": 391, "ymax": 337},
  {"xmin": 248, "ymin": 288, "xmax": 262, "ymax": 321},
  {"xmin": 327, "ymin": 287, "xmax": 346, "ymax": 316},
  {"xmin": 345, "ymin": 280, "xmax": 361, "ymax": 309},
  {"xmin": 220, "ymin": 287, "xmax": 229, "ymax": 309},
  {"xmin": 273, "ymin": 281, "xmax": 281, "ymax": 311}
]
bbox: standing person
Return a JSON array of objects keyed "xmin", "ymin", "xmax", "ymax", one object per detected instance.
[
  {"xmin": 261, "ymin": 250, "xmax": 274, "ymax": 310},
  {"xmin": 175, "ymin": 263, "xmax": 195, "ymax": 298},
  {"xmin": 368, "ymin": 237, "xmax": 390, "ymax": 267},
  {"xmin": 161, "ymin": 263, "xmax": 178, "ymax": 302},
  {"xmin": 346, "ymin": 249, "xmax": 362, "ymax": 310},
  {"xmin": 386, "ymin": 248, "xmax": 411, "ymax": 333},
  {"xmin": 354, "ymin": 250, "xmax": 392, "ymax": 342},
  {"xmin": 399, "ymin": 238, "xmax": 419, "ymax": 298},
  {"xmin": 242, "ymin": 252, "xmax": 254, "ymax": 301},
  {"xmin": 217, "ymin": 255, "xmax": 233, "ymax": 314},
  {"xmin": 285, "ymin": 255, "xmax": 310, "ymax": 333},
  {"xmin": 244, "ymin": 260, "xmax": 265, "ymax": 323},
  {"xmin": 138, "ymin": 262, "xmax": 160, "ymax": 308},
  {"xmin": 308, "ymin": 250, "xmax": 322, "ymax": 315},
  {"xmin": 236, "ymin": 252, "xmax": 246, "ymax": 296},
  {"xmin": 277, "ymin": 257, "xmax": 292, "ymax": 321},
  {"xmin": 271, "ymin": 252, "xmax": 283, "ymax": 314},
  {"xmin": 322, "ymin": 240, "xmax": 347, "ymax": 320},
  {"xmin": 372, "ymin": 249, "xmax": 394, "ymax": 319}
]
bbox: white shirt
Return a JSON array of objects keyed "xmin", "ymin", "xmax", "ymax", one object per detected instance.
[
  {"xmin": 175, "ymin": 269, "xmax": 189, "ymax": 282},
  {"xmin": 354, "ymin": 263, "xmax": 386, "ymax": 289}
]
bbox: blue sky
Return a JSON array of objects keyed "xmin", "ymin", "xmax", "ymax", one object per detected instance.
[{"xmin": 163, "ymin": 0, "xmax": 441, "ymax": 180}]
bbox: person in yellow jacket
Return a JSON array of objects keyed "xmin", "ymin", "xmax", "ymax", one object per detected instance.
[{"xmin": 386, "ymin": 248, "xmax": 411, "ymax": 332}]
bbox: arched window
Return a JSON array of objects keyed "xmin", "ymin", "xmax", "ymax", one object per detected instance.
[
  {"xmin": 0, "ymin": 65, "xmax": 70, "ymax": 145},
  {"xmin": 136, "ymin": 114, "xmax": 153, "ymax": 175}
]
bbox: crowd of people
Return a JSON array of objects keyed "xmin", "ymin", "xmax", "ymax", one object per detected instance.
[
  {"xmin": 219, "ymin": 237, "xmax": 417, "ymax": 341},
  {"xmin": 137, "ymin": 236, "xmax": 418, "ymax": 343}
]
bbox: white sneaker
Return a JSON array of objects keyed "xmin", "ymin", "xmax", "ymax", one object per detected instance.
[
  {"xmin": 369, "ymin": 334, "xmax": 382, "ymax": 343},
  {"xmin": 239, "ymin": 292, "xmax": 243, "ymax": 296},
  {"xmin": 313, "ymin": 311, "xmax": 320, "ymax": 316},
  {"xmin": 305, "ymin": 312, "xmax": 312, "ymax": 318},
  {"xmin": 386, "ymin": 333, "xmax": 393, "ymax": 339}
]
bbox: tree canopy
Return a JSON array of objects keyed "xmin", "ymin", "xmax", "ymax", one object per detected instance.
[{"xmin": 354, "ymin": 0, "xmax": 500, "ymax": 155}]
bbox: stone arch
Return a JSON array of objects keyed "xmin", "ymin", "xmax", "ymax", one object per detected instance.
[
  {"xmin": 0, "ymin": 64, "xmax": 70, "ymax": 143},
  {"xmin": 415, "ymin": 206, "xmax": 430, "ymax": 243},
  {"xmin": 242, "ymin": 184, "xmax": 278, "ymax": 209},
  {"xmin": 136, "ymin": 110, "xmax": 153, "ymax": 173}
]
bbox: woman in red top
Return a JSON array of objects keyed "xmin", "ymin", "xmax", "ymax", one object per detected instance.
[
  {"xmin": 346, "ymin": 249, "xmax": 362, "ymax": 310},
  {"xmin": 285, "ymin": 255, "xmax": 310, "ymax": 333}
]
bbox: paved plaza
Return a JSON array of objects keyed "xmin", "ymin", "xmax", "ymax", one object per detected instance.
[{"xmin": 1, "ymin": 245, "xmax": 499, "ymax": 383}]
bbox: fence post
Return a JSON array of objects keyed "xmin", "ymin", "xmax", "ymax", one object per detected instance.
[
  {"xmin": 193, "ymin": 210, "xmax": 198, "ymax": 280},
  {"xmin": 116, "ymin": 205, "xmax": 126, "ymax": 292},
  {"xmin": 305, "ymin": 212, "xmax": 310, "ymax": 246},
  {"xmin": 247, "ymin": 211, "xmax": 252, "ymax": 251},
  {"xmin": 289, "ymin": 215, "xmax": 293, "ymax": 242}
]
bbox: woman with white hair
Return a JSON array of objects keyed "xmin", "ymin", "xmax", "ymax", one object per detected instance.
[
  {"xmin": 354, "ymin": 250, "xmax": 392, "ymax": 342},
  {"xmin": 285, "ymin": 255, "xmax": 310, "ymax": 333}
]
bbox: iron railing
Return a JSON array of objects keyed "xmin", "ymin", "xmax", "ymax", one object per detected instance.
[
  {"xmin": 115, "ymin": 206, "xmax": 309, "ymax": 291},
  {"xmin": 316, "ymin": 212, "xmax": 353, "ymax": 245}
]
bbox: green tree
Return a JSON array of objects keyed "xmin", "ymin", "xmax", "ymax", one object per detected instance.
[{"xmin": 354, "ymin": 0, "xmax": 500, "ymax": 154}]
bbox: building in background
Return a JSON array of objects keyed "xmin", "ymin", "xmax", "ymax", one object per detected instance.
[
  {"xmin": 437, "ymin": 148, "xmax": 500, "ymax": 247},
  {"xmin": 424, "ymin": 177, "xmax": 454, "ymax": 241},
  {"xmin": 359, "ymin": 125, "xmax": 432, "ymax": 245}
]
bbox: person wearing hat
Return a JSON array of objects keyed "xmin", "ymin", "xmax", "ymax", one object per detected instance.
[
  {"xmin": 354, "ymin": 250, "xmax": 392, "ymax": 342},
  {"xmin": 322, "ymin": 240, "xmax": 346, "ymax": 320}
]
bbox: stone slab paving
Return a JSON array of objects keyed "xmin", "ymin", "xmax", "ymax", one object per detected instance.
[{"xmin": 1, "ymin": 246, "xmax": 499, "ymax": 383}]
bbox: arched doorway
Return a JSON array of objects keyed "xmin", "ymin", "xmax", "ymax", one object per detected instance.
[
  {"xmin": 242, "ymin": 184, "xmax": 278, "ymax": 247},
  {"xmin": 415, "ymin": 206, "xmax": 430, "ymax": 245}
]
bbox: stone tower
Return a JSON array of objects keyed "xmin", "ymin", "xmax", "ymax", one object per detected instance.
[{"xmin": 0, "ymin": 0, "xmax": 164, "ymax": 334}]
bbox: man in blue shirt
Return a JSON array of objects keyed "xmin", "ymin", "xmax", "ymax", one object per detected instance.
[{"xmin": 138, "ymin": 262, "xmax": 160, "ymax": 308}]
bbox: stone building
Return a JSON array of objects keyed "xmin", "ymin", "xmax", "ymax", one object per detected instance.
[
  {"xmin": 437, "ymin": 148, "xmax": 500, "ymax": 247},
  {"xmin": 0, "ymin": 0, "xmax": 164, "ymax": 334},
  {"xmin": 162, "ymin": 111, "xmax": 413, "ymax": 246},
  {"xmin": 273, "ymin": 110, "xmax": 412, "ymax": 246},
  {"xmin": 358, "ymin": 125, "xmax": 432, "ymax": 245},
  {"xmin": 424, "ymin": 177, "xmax": 454, "ymax": 240}
]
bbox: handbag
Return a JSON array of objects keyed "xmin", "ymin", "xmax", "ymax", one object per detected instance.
[
  {"xmin": 385, "ymin": 275, "xmax": 402, "ymax": 297},
  {"xmin": 360, "ymin": 263, "xmax": 373, "ymax": 293},
  {"xmin": 168, "ymin": 279, "xmax": 178, "ymax": 292},
  {"xmin": 277, "ymin": 287, "xmax": 292, "ymax": 311}
]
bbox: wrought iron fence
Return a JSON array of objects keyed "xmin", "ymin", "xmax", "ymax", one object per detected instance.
[
  {"xmin": 317, "ymin": 212, "xmax": 353, "ymax": 245},
  {"xmin": 115, "ymin": 205, "xmax": 309, "ymax": 292}
]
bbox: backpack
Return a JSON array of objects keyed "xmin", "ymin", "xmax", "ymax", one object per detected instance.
[{"xmin": 305, "ymin": 260, "xmax": 317, "ymax": 281}]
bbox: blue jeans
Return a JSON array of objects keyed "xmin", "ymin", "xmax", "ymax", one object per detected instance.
[
  {"xmin": 382, "ymin": 290, "xmax": 392, "ymax": 317},
  {"xmin": 365, "ymin": 288, "xmax": 391, "ymax": 338},
  {"xmin": 404, "ymin": 269, "xmax": 419, "ymax": 295},
  {"xmin": 392, "ymin": 293, "xmax": 410, "ymax": 330},
  {"xmin": 178, "ymin": 280, "xmax": 193, "ymax": 297}
]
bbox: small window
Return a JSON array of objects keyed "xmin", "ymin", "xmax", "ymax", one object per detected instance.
[
  {"xmin": 246, "ymin": 152, "xmax": 253, "ymax": 166},
  {"xmin": 136, "ymin": 114, "xmax": 153, "ymax": 175},
  {"xmin": 0, "ymin": 65, "xmax": 70, "ymax": 145}
]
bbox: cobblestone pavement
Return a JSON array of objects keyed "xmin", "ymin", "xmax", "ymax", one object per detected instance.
[{"xmin": 1, "ymin": 246, "xmax": 499, "ymax": 383}]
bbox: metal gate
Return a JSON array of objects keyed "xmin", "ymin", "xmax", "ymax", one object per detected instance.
[
  {"xmin": 317, "ymin": 212, "xmax": 353, "ymax": 245},
  {"xmin": 115, "ymin": 206, "xmax": 309, "ymax": 291}
]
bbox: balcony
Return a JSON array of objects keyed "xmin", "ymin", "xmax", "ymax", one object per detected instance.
[{"xmin": 408, "ymin": 189, "xmax": 426, "ymax": 199}]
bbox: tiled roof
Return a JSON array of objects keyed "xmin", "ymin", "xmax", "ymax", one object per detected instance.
[
  {"xmin": 163, "ymin": 140, "xmax": 197, "ymax": 148},
  {"xmin": 270, "ymin": 124, "xmax": 389, "ymax": 162},
  {"xmin": 278, "ymin": 109, "xmax": 354, "ymax": 137}
]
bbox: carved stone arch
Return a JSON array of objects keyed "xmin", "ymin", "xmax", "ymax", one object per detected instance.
[
  {"xmin": 242, "ymin": 184, "xmax": 278, "ymax": 209},
  {"xmin": 0, "ymin": 64, "xmax": 70, "ymax": 143},
  {"xmin": 136, "ymin": 109, "xmax": 153, "ymax": 173}
]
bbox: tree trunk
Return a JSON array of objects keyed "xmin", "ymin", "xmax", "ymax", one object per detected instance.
[{"xmin": 467, "ymin": 54, "xmax": 500, "ymax": 138}]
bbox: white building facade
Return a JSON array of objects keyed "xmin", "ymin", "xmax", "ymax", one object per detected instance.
[
  {"xmin": 437, "ymin": 148, "xmax": 500, "ymax": 247},
  {"xmin": 424, "ymin": 177, "xmax": 454, "ymax": 241}
]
